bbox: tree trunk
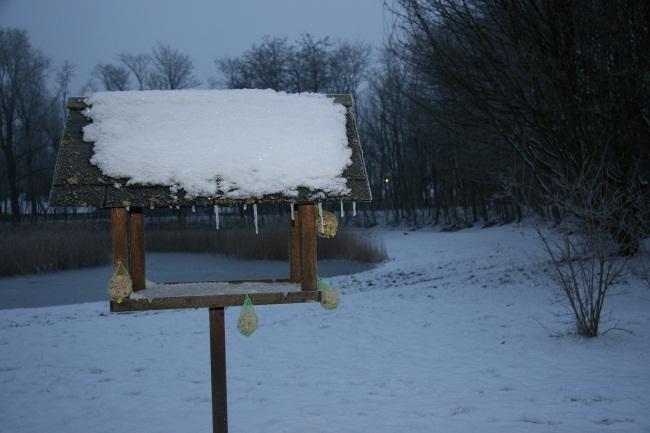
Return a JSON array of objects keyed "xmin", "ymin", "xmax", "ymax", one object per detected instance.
[{"xmin": 2, "ymin": 145, "xmax": 21, "ymax": 224}]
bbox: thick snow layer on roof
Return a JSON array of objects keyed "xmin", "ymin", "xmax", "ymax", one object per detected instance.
[{"xmin": 82, "ymin": 89, "xmax": 351, "ymax": 199}]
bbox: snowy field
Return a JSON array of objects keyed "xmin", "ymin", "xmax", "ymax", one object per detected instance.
[{"xmin": 1, "ymin": 225, "xmax": 649, "ymax": 433}]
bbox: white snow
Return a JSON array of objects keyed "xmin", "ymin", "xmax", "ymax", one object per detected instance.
[
  {"xmin": 83, "ymin": 89, "xmax": 351, "ymax": 198},
  {"xmin": 1, "ymin": 226, "xmax": 649, "ymax": 433},
  {"xmin": 132, "ymin": 281, "xmax": 301, "ymax": 300}
]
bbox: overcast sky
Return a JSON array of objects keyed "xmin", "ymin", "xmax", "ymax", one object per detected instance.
[{"xmin": 0, "ymin": 0, "xmax": 388, "ymax": 94}]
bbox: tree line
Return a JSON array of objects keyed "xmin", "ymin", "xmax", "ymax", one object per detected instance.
[
  {"xmin": 1, "ymin": 2, "xmax": 648, "ymax": 249},
  {"xmin": 0, "ymin": 29, "xmax": 73, "ymax": 223}
]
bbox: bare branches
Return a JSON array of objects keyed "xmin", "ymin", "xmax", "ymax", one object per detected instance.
[
  {"xmin": 92, "ymin": 63, "xmax": 130, "ymax": 91},
  {"xmin": 215, "ymin": 34, "xmax": 371, "ymax": 98},
  {"xmin": 148, "ymin": 43, "xmax": 199, "ymax": 90},
  {"xmin": 0, "ymin": 27, "xmax": 65, "ymax": 222},
  {"xmin": 118, "ymin": 53, "xmax": 150, "ymax": 91},
  {"xmin": 88, "ymin": 44, "xmax": 200, "ymax": 92},
  {"xmin": 375, "ymin": 0, "xmax": 650, "ymax": 231}
]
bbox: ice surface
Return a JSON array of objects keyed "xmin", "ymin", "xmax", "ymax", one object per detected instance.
[{"xmin": 83, "ymin": 89, "xmax": 351, "ymax": 198}]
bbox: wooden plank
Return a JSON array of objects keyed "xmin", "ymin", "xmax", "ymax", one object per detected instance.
[
  {"xmin": 299, "ymin": 204, "xmax": 318, "ymax": 291},
  {"xmin": 157, "ymin": 278, "xmax": 290, "ymax": 285},
  {"xmin": 289, "ymin": 215, "xmax": 301, "ymax": 282},
  {"xmin": 129, "ymin": 207, "xmax": 146, "ymax": 290},
  {"xmin": 209, "ymin": 307, "xmax": 228, "ymax": 433},
  {"xmin": 110, "ymin": 290, "xmax": 321, "ymax": 312},
  {"xmin": 111, "ymin": 208, "xmax": 129, "ymax": 270}
]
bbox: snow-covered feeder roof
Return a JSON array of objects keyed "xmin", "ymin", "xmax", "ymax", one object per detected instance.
[{"xmin": 49, "ymin": 90, "xmax": 371, "ymax": 208}]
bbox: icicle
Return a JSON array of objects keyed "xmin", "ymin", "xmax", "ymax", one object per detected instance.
[
  {"xmin": 340, "ymin": 201, "xmax": 345, "ymax": 218},
  {"xmin": 318, "ymin": 202, "xmax": 324, "ymax": 232},
  {"xmin": 290, "ymin": 202, "xmax": 295, "ymax": 221},
  {"xmin": 214, "ymin": 205, "xmax": 220, "ymax": 230},
  {"xmin": 353, "ymin": 201, "xmax": 357, "ymax": 217},
  {"xmin": 191, "ymin": 205, "xmax": 196, "ymax": 213},
  {"xmin": 253, "ymin": 203, "xmax": 259, "ymax": 235}
]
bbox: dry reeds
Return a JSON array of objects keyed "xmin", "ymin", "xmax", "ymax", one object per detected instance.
[{"xmin": 0, "ymin": 222, "xmax": 386, "ymax": 277}]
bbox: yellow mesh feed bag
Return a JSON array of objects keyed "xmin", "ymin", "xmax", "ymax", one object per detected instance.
[
  {"xmin": 316, "ymin": 208, "xmax": 338, "ymax": 238},
  {"xmin": 318, "ymin": 278, "xmax": 340, "ymax": 310},
  {"xmin": 237, "ymin": 294, "xmax": 258, "ymax": 337},
  {"xmin": 108, "ymin": 261, "xmax": 133, "ymax": 304}
]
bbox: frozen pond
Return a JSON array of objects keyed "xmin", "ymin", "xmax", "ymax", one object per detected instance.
[{"xmin": 0, "ymin": 253, "xmax": 375, "ymax": 309}]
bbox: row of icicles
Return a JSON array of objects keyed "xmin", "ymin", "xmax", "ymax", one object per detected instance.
[
  {"xmin": 127, "ymin": 201, "xmax": 357, "ymax": 235},
  {"xmin": 213, "ymin": 201, "xmax": 357, "ymax": 235}
]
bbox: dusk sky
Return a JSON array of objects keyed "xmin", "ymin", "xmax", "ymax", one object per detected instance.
[{"xmin": 0, "ymin": 0, "xmax": 388, "ymax": 93}]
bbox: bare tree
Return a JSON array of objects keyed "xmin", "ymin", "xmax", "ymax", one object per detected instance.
[
  {"xmin": 291, "ymin": 34, "xmax": 330, "ymax": 92},
  {"xmin": 118, "ymin": 53, "xmax": 151, "ymax": 90},
  {"xmin": 148, "ymin": 43, "xmax": 200, "ymax": 90},
  {"xmin": 0, "ymin": 28, "xmax": 53, "ymax": 223},
  {"xmin": 55, "ymin": 61, "xmax": 74, "ymax": 114},
  {"xmin": 219, "ymin": 36, "xmax": 294, "ymax": 91},
  {"xmin": 216, "ymin": 34, "xmax": 371, "ymax": 98},
  {"xmin": 328, "ymin": 40, "xmax": 372, "ymax": 100},
  {"xmin": 91, "ymin": 63, "xmax": 130, "ymax": 91},
  {"xmin": 216, "ymin": 57, "xmax": 252, "ymax": 89},
  {"xmin": 536, "ymin": 161, "xmax": 638, "ymax": 337}
]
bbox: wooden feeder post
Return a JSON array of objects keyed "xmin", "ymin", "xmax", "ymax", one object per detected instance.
[
  {"xmin": 128, "ymin": 207, "xmax": 146, "ymax": 290},
  {"xmin": 111, "ymin": 208, "xmax": 129, "ymax": 270},
  {"xmin": 209, "ymin": 307, "xmax": 228, "ymax": 433},
  {"xmin": 299, "ymin": 204, "xmax": 318, "ymax": 291},
  {"xmin": 289, "ymin": 214, "xmax": 301, "ymax": 282}
]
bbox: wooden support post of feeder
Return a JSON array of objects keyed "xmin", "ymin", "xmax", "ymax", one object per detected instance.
[
  {"xmin": 298, "ymin": 204, "xmax": 317, "ymax": 291},
  {"xmin": 129, "ymin": 207, "xmax": 146, "ymax": 290},
  {"xmin": 209, "ymin": 307, "xmax": 228, "ymax": 433},
  {"xmin": 289, "ymin": 213, "xmax": 301, "ymax": 283},
  {"xmin": 111, "ymin": 208, "xmax": 129, "ymax": 270}
]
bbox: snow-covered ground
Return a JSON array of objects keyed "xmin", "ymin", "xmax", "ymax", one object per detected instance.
[{"xmin": 1, "ymin": 225, "xmax": 649, "ymax": 433}]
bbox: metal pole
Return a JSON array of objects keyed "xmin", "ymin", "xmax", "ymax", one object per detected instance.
[{"xmin": 209, "ymin": 307, "xmax": 228, "ymax": 433}]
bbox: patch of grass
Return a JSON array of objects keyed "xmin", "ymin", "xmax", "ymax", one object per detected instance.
[{"xmin": 0, "ymin": 222, "xmax": 386, "ymax": 277}]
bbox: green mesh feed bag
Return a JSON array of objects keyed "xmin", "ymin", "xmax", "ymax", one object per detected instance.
[
  {"xmin": 108, "ymin": 260, "xmax": 133, "ymax": 304},
  {"xmin": 237, "ymin": 294, "xmax": 258, "ymax": 337},
  {"xmin": 318, "ymin": 278, "xmax": 340, "ymax": 310},
  {"xmin": 315, "ymin": 205, "xmax": 339, "ymax": 238}
]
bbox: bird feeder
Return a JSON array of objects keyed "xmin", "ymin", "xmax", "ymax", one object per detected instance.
[{"xmin": 48, "ymin": 89, "xmax": 371, "ymax": 433}]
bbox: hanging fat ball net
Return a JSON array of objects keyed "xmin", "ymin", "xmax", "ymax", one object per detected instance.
[
  {"xmin": 108, "ymin": 260, "xmax": 133, "ymax": 304},
  {"xmin": 315, "ymin": 204, "xmax": 338, "ymax": 238},
  {"xmin": 318, "ymin": 278, "xmax": 340, "ymax": 310},
  {"xmin": 237, "ymin": 294, "xmax": 258, "ymax": 337}
]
